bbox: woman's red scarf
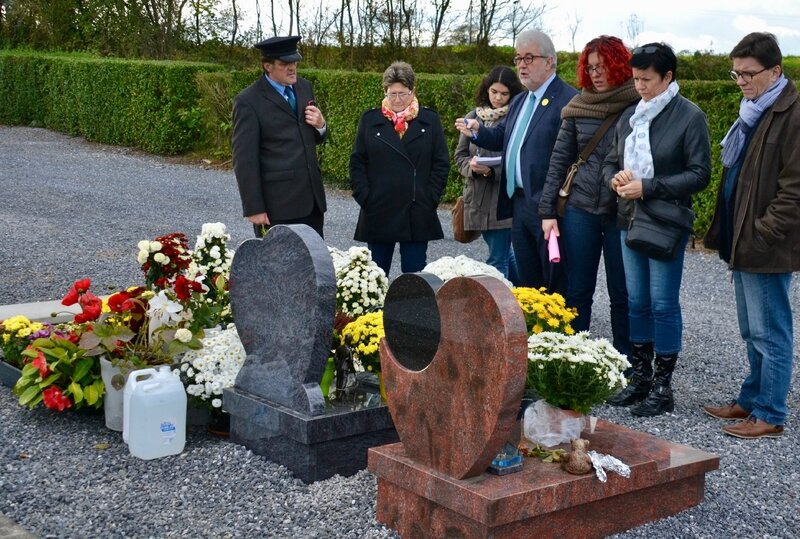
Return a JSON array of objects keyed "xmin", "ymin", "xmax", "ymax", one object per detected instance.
[{"xmin": 381, "ymin": 96, "xmax": 420, "ymax": 138}]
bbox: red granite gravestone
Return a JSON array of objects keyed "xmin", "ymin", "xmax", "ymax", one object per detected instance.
[{"xmin": 370, "ymin": 274, "xmax": 719, "ymax": 539}]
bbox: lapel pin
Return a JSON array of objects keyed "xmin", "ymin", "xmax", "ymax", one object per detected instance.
[{"xmin": 541, "ymin": 98, "xmax": 550, "ymax": 106}]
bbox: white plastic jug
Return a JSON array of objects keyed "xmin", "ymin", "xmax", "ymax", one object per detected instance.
[{"xmin": 124, "ymin": 366, "xmax": 187, "ymax": 460}]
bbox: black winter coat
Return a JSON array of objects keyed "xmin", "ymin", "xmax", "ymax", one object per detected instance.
[
  {"xmin": 539, "ymin": 107, "xmax": 635, "ymax": 218},
  {"xmin": 349, "ymin": 107, "xmax": 450, "ymax": 243}
]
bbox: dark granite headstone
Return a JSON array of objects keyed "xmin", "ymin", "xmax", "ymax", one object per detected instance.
[
  {"xmin": 228, "ymin": 224, "xmax": 335, "ymax": 416},
  {"xmin": 224, "ymin": 224, "xmax": 398, "ymax": 483}
]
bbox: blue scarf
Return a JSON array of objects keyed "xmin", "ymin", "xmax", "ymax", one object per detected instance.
[{"xmin": 721, "ymin": 74, "xmax": 788, "ymax": 168}]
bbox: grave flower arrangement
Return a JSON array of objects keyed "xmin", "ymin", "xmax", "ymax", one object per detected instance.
[
  {"xmin": 13, "ymin": 332, "xmax": 104, "ymax": 412},
  {"xmin": 329, "ymin": 246, "xmax": 388, "ymax": 318},
  {"xmin": 184, "ymin": 223, "xmax": 234, "ymax": 329},
  {"xmin": 512, "ymin": 287, "xmax": 577, "ymax": 336},
  {"xmin": 1, "ymin": 315, "xmax": 46, "ymax": 368},
  {"xmin": 526, "ymin": 331, "xmax": 630, "ymax": 414},
  {"xmin": 174, "ymin": 325, "xmax": 246, "ymax": 412},
  {"xmin": 341, "ymin": 310, "xmax": 385, "ymax": 373},
  {"xmin": 422, "ymin": 255, "xmax": 512, "ymax": 287}
]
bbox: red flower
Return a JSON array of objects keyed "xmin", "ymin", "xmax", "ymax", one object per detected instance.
[
  {"xmin": 74, "ymin": 292, "xmax": 102, "ymax": 323},
  {"xmin": 42, "ymin": 386, "xmax": 72, "ymax": 412},
  {"xmin": 173, "ymin": 275, "xmax": 203, "ymax": 301},
  {"xmin": 61, "ymin": 278, "xmax": 92, "ymax": 306},
  {"xmin": 108, "ymin": 291, "xmax": 134, "ymax": 313},
  {"xmin": 30, "ymin": 349, "xmax": 51, "ymax": 378}
]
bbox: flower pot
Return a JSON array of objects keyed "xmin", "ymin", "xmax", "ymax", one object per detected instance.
[
  {"xmin": 0, "ymin": 359, "xmax": 22, "ymax": 388},
  {"xmin": 100, "ymin": 357, "xmax": 134, "ymax": 432},
  {"xmin": 207, "ymin": 410, "xmax": 230, "ymax": 437},
  {"xmin": 187, "ymin": 400, "xmax": 211, "ymax": 427},
  {"xmin": 319, "ymin": 357, "xmax": 335, "ymax": 399}
]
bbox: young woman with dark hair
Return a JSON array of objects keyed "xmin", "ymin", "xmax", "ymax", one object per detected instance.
[{"xmin": 454, "ymin": 66, "xmax": 525, "ymax": 281}]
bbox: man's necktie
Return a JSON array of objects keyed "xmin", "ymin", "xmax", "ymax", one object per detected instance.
[
  {"xmin": 285, "ymin": 85, "xmax": 297, "ymax": 115},
  {"xmin": 506, "ymin": 93, "xmax": 536, "ymax": 198}
]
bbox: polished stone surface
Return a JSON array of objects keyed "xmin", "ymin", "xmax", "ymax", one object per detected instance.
[
  {"xmin": 224, "ymin": 386, "xmax": 398, "ymax": 483},
  {"xmin": 382, "ymin": 273, "xmax": 443, "ymax": 371},
  {"xmin": 381, "ymin": 275, "xmax": 528, "ymax": 479},
  {"xmin": 369, "ymin": 418, "xmax": 720, "ymax": 538},
  {"xmin": 228, "ymin": 224, "xmax": 335, "ymax": 416}
]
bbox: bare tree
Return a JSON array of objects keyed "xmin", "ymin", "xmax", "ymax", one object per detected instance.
[
  {"xmin": 428, "ymin": 0, "xmax": 451, "ymax": 49},
  {"xmin": 626, "ymin": 13, "xmax": 643, "ymax": 47},
  {"xmin": 229, "ymin": 0, "xmax": 238, "ymax": 50},
  {"xmin": 567, "ymin": 10, "xmax": 581, "ymax": 53},
  {"xmin": 475, "ymin": 0, "xmax": 502, "ymax": 48},
  {"xmin": 302, "ymin": 0, "xmax": 339, "ymax": 63},
  {"xmin": 497, "ymin": 0, "xmax": 548, "ymax": 46},
  {"xmin": 268, "ymin": 0, "xmax": 278, "ymax": 35}
]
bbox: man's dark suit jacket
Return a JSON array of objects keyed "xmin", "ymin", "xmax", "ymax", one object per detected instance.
[
  {"xmin": 474, "ymin": 76, "xmax": 578, "ymax": 220},
  {"xmin": 231, "ymin": 75, "xmax": 327, "ymax": 222}
]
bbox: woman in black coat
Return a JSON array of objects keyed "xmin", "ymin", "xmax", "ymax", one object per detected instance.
[{"xmin": 349, "ymin": 61, "xmax": 451, "ymax": 277}]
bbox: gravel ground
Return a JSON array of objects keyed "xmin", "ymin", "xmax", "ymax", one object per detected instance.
[{"xmin": 1, "ymin": 126, "xmax": 799, "ymax": 538}]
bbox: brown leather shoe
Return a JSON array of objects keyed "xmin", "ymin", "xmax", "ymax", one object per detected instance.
[
  {"xmin": 722, "ymin": 415, "xmax": 784, "ymax": 439},
  {"xmin": 703, "ymin": 400, "xmax": 749, "ymax": 420}
]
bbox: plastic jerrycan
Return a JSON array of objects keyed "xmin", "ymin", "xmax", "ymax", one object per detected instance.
[{"xmin": 124, "ymin": 366, "xmax": 187, "ymax": 460}]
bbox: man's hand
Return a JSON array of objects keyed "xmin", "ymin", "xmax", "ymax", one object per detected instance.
[
  {"xmin": 542, "ymin": 218, "xmax": 559, "ymax": 240},
  {"xmin": 455, "ymin": 118, "xmax": 479, "ymax": 138},
  {"xmin": 247, "ymin": 212, "xmax": 270, "ymax": 225},
  {"xmin": 304, "ymin": 103, "xmax": 325, "ymax": 130}
]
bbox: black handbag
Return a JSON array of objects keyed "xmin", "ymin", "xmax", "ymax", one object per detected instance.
[{"xmin": 625, "ymin": 199, "xmax": 695, "ymax": 261}]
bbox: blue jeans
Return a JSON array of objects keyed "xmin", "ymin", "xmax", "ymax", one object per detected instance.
[
  {"xmin": 482, "ymin": 228, "xmax": 519, "ymax": 285},
  {"xmin": 733, "ymin": 271, "xmax": 794, "ymax": 426},
  {"xmin": 368, "ymin": 241, "xmax": 428, "ymax": 278},
  {"xmin": 620, "ymin": 229, "xmax": 688, "ymax": 355},
  {"xmin": 562, "ymin": 206, "xmax": 629, "ymax": 356}
]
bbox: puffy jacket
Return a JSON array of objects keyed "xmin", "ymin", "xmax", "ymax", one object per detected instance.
[
  {"xmin": 539, "ymin": 107, "xmax": 635, "ymax": 218},
  {"xmin": 602, "ymin": 95, "xmax": 711, "ymax": 229},
  {"xmin": 705, "ymin": 79, "xmax": 800, "ymax": 272}
]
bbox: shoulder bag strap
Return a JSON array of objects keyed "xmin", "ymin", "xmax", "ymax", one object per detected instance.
[{"xmin": 560, "ymin": 110, "xmax": 623, "ymax": 196}]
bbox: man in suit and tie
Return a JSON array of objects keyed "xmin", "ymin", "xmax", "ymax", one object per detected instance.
[
  {"xmin": 232, "ymin": 35, "xmax": 328, "ymax": 238},
  {"xmin": 457, "ymin": 30, "xmax": 577, "ymax": 290}
]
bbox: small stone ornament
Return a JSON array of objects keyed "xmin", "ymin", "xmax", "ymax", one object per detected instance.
[
  {"xmin": 487, "ymin": 442, "xmax": 524, "ymax": 475},
  {"xmin": 588, "ymin": 450, "xmax": 631, "ymax": 483},
  {"xmin": 561, "ymin": 438, "xmax": 593, "ymax": 475}
]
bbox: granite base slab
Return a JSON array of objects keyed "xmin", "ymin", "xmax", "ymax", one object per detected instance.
[
  {"xmin": 369, "ymin": 418, "xmax": 719, "ymax": 539},
  {"xmin": 0, "ymin": 360, "xmax": 22, "ymax": 388},
  {"xmin": 224, "ymin": 386, "xmax": 398, "ymax": 484}
]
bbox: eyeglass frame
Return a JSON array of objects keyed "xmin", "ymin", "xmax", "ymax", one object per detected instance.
[
  {"xmin": 729, "ymin": 67, "xmax": 769, "ymax": 83},
  {"xmin": 512, "ymin": 54, "xmax": 548, "ymax": 66},
  {"xmin": 385, "ymin": 91, "xmax": 413, "ymax": 99},
  {"xmin": 584, "ymin": 64, "xmax": 607, "ymax": 75}
]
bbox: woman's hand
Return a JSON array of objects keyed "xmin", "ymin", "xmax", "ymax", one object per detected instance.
[
  {"xmin": 455, "ymin": 118, "xmax": 479, "ymax": 138},
  {"xmin": 612, "ymin": 169, "xmax": 643, "ymax": 199},
  {"xmin": 468, "ymin": 156, "xmax": 492, "ymax": 177},
  {"xmin": 542, "ymin": 219, "xmax": 559, "ymax": 240}
]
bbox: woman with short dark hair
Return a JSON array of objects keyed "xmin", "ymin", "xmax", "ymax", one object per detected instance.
[
  {"xmin": 454, "ymin": 66, "xmax": 525, "ymax": 281},
  {"xmin": 603, "ymin": 42, "xmax": 711, "ymax": 417},
  {"xmin": 539, "ymin": 35, "xmax": 640, "ymax": 358},
  {"xmin": 350, "ymin": 62, "xmax": 450, "ymax": 277}
]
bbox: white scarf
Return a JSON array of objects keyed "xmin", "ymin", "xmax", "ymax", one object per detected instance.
[{"xmin": 624, "ymin": 81, "xmax": 680, "ymax": 180}]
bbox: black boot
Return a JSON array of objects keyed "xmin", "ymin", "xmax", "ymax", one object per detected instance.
[
  {"xmin": 630, "ymin": 354, "xmax": 677, "ymax": 417},
  {"xmin": 607, "ymin": 342, "xmax": 653, "ymax": 407}
]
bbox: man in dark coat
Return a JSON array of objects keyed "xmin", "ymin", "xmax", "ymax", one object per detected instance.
[
  {"xmin": 232, "ymin": 36, "xmax": 328, "ymax": 238},
  {"xmin": 457, "ymin": 30, "xmax": 577, "ymax": 291}
]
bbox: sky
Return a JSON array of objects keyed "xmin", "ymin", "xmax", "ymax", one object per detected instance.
[{"xmin": 235, "ymin": 0, "xmax": 800, "ymax": 56}]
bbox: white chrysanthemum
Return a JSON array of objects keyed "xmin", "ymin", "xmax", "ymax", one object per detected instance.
[
  {"xmin": 175, "ymin": 328, "xmax": 193, "ymax": 343},
  {"xmin": 149, "ymin": 241, "xmax": 162, "ymax": 252},
  {"xmin": 137, "ymin": 250, "xmax": 149, "ymax": 265},
  {"xmin": 211, "ymin": 398, "xmax": 223, "ymax": 408}
]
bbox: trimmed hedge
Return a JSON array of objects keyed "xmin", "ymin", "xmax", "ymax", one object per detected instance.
[{"xmin": 0, "ymin": 51, "xmax": 223, "ymax": 154}]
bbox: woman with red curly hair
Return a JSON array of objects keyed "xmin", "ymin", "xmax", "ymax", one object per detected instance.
[{"xmin": 539, "ymin": 35, "xmax": 639, "ymax": 360}]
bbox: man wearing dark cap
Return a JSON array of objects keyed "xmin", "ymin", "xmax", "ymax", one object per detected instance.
[{"xmin": 232, "ymin": 35, "xmax": 328, "ymax": 238}]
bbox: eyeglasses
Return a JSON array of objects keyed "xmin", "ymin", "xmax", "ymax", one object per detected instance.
[
  {"xmin": 729, "ymin": 67, "xmax": 768, "ymax": 82},
  {"xmin": 385, "ymin": 91, "xmax": 412, "ymax": 99},
  {"xmin": 632, "ymin": 45, "xmax": 660, "ymax": 55},
  {"xmin": 585, "ymin": 64, "xmax": 606, "ymax": 75},
  {"xmin": 513, "ymin": 54, "xmax": 548, "ymax": 66}
]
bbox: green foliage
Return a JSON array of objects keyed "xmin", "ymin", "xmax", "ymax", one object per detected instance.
[{"xmin": 0, "ymin": 51, "xmax": 223, "ymax": 153}]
